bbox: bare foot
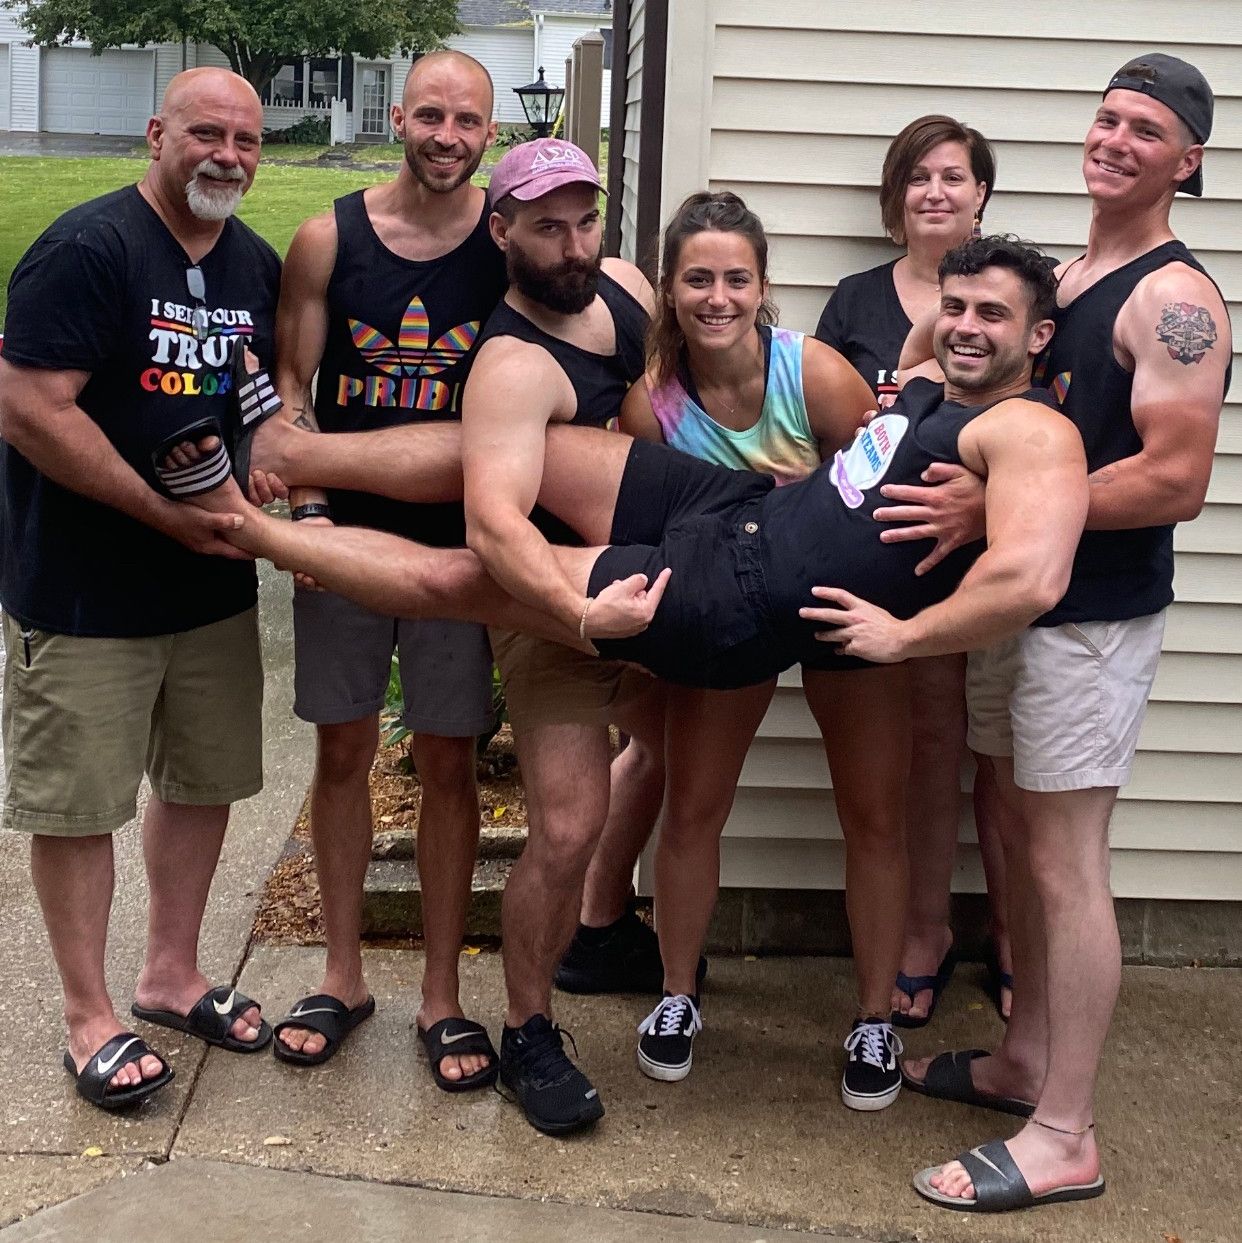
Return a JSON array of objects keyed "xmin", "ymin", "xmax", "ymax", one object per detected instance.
[
  {"xmin": 67, "ymin": 1013, "xmax": 166, "ymax": 1091},
  {"xmin": 892, "ymin": 923, "xmax": 953, "ymax": 1022},
  {"xmin": 926, "ymin": 1120, "xmax": 1100, "ymax": 1202}
]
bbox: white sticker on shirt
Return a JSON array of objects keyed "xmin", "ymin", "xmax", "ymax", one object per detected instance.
[{"xmin": 829, "ymin": 414, "xmax": 909, "ymax": 509}]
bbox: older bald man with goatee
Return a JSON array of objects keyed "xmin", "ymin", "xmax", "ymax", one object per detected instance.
[{"xmin": 0, "ymin": 68, "xmax": 280, "ymax": 1111}]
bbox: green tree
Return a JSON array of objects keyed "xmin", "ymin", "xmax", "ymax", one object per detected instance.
[{"xmin": 7, "ymin": 0, "xmax": 460, "ymax": 96}]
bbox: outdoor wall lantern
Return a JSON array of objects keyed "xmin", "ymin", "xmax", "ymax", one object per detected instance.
[{"xmin": 514, "ymin": 67, "xmax": 565, "ymax": 138}]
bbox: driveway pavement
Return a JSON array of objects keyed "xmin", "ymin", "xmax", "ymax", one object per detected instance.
[{"xmin": 0, "ymin": 133, "xmax": 142, "ymax": 158}]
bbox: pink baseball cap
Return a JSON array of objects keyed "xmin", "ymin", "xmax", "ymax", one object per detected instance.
[{"xmin": 488, "ymin": 138, "xmax": 606, "ymax": 204}]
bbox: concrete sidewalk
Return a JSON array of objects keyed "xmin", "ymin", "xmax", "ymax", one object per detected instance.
[{"xmin": 1, "ymin": 570, "xmax": 1239, "ymax": 1241}]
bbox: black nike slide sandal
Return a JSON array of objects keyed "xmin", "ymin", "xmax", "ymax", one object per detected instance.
[
  {"xmin": 913, "ymin": 1139, "xmax": 1105, "ymax": 1212},
  {"xmin": 63, "ymin": 1032, "xmax": 174, "ymax": 1111},
  {"xmin": 131, "ymin": 985, "xmax": 272, "ymax": 1054},
  {"xmin": 417, "ymin": 1016, "xmax": 499, "ymax": 1093},
  {"xmin": 271, "ymin": 994, "xmax": 376, "ymax": 1067},
  {"xmin": 901, "ymin": 1048, "xmax": 1035, "ymax": 1118}
]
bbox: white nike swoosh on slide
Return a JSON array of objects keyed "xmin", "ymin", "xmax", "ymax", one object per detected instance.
[
  {"xmin": 438, "ymin": 1029, "xmax": 480, "ymax": 1045},
  {"xmin": 213, "ymin": 990, "xmax": 237, "ymax": 1016},
  {"xmin": 288, "ymin": 1007, "xmax": 340, "ymax": 1019},
  {"xmin": 96, "ymin": 1036, "xmax": 140, "ymax": 1076}
]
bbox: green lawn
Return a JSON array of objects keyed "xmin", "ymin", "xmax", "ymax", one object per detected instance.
[{"xmin": 1, "ymin": 137, "xmax": 609, "ymax": 323}]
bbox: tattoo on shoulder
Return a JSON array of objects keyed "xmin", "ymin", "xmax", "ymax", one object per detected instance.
[{"xmin": 1155, "ymin": 301, "xmax": 1218, "ymax": 365}]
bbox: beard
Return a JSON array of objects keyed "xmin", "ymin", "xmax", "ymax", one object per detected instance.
[
  {"xmin": 507, "ymin": 239, "xmax": 602, "ymax": 315},
  {"xmin": 185, "ymin": 159, "xmax": 245, "ymax": 221},
  {"xmin": 407, "ymin": 139, "xmax": 485, "ymax": 194}
]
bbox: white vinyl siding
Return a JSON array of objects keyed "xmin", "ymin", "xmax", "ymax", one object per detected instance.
[
  {"xmin": 533, "ymin": 13, "xmax": 611, "ymax": 122},
  {"xmin": 618, "ymin": 0, "xmax": 644, "ymax": 265},
  {"xmin": 652, "ymin": 0, "xmax": 1242, "ymax": 901},
  {"xmin": 39, "ymin": 47, "xmax": 155, "ymax": 136},
  {"xmin": 0, "ymin": 43, "xmax": 9, "ymax": 130},
  {"xmin": 1, "ymin": 9, "xmax": 40, "ymax": 132},
  {"xmin": 449, "ymin": 26, "xmax": 534, "ymax": 123}
]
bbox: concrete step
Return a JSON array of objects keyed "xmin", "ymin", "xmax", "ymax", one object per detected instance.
[{"xmin": 361, "ymin": 824, "xmax": 525, "ymax": 938}]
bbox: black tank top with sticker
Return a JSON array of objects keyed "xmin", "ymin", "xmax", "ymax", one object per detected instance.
[
  {"xmin": 1033, "ymin": 240, "xmax": 1229, "ymax": 624},
  {"xmin": 759, "ymin": 379, "xmax": 1059, "ymax": 663},
  {"xmin": 313, "ymin": 189, "xmax": 507, "ymax": 542}
]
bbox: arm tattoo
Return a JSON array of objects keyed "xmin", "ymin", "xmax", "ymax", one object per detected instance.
[
  {"xmin": 290, "ymin": 403, "xmax": 319, "ymax": 433},
  {"xmin": 1155, "ymin": 301, "xmax": 1217, "ymax": 365}
]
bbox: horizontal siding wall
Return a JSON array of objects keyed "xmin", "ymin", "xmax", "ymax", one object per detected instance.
[
  {"xmin": 619, "ymin": 0, "xmax": 644, "ymax": 264},
  {"xmin": 449, "ymin": 26, "xmax": 533, "ymax": 123},
  {"xmin": 650, "ymin": 0, "xmax": 1242, "ymax": 901},
  {"xmin": 535, "ymin": 15, "xmax": 611, "ymax": 123}
]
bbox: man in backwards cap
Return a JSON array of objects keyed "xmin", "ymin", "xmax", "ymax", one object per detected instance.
[{"xmin": 902, "ymin": 54, "xmax": 1231, "ymax": 1213}]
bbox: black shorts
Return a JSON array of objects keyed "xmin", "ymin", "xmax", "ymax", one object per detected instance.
[{"xmin": 587, "ymin": 441, "xmax": 788, "ymax": 689}]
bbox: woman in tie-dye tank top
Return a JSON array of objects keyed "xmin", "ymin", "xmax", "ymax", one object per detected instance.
[{"xmin": 607, "ymin": 192, "xmax": 916, "ymax": 1105}]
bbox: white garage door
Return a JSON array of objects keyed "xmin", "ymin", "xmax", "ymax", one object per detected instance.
[
  {"xmin": 41, "ymin": 47, "xmax": 154, "ymax": 136},
  {"xmin": 0, "ymin": 44, "xmax": 10, "ymax": 131}
]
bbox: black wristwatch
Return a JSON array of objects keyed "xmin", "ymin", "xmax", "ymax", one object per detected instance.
[{"xmin": 291, "ymin": 502, "xmax": 334, "ymax": 522}]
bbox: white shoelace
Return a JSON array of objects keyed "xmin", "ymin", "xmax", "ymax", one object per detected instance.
[
  {"xmin": 638, "ymin": 993, "xmax": 703, "ymax": 1038},
  {"xmin": 843, "ymin": 1020, "xmax": 903, "ymax": 1069}
]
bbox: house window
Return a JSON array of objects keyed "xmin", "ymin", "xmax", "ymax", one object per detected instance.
[
  {"xmin": 262, "ymin": 57, "xmax": 348, "ymax": 110},
  {"xmin": 599, "ymin": 28, "xmax": 613, "ymax": 71},
  {"xmin": 308, "ymin": 58, "xmax": 341, "ymax": 109},
  {"xmin": 263, "ymin": 61, "xmax": 304, "ymax": 108}
]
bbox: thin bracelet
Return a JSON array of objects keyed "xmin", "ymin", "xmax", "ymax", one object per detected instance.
[{"xmin": 578, "ymin": 596, "xmax": 594, "ymax": 641}]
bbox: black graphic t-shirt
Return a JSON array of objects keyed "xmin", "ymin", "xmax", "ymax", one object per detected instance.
[
  {"xmin": 814, "ymin": 259, "xmax": 911, "ymax": 408},
  {"xmin": 0, "ymin": 185, "xmax": 280, "ymax": 637},
  {"xmin": 314, "ymin": 190, "xmax": 508, "ymax": 543}
]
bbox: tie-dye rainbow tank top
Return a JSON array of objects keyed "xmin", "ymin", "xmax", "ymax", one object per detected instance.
[{"xmin": 647, "ymin": 326, "xmax": 821, "ymax": 485}]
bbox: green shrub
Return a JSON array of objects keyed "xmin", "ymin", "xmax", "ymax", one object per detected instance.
[{"xmin": 264, "ymin": 115, "xmax": 331, "ymax": 145}]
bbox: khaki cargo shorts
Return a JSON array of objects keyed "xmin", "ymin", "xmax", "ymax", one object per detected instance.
[
  {"xmin": 489, "ymin": 628, "xmax": 654, "ymax": 729},
  {"xmin": 965, "ymin": 613, "xmax": 1165, "ymax": 793},
  {"xmin": 2, "ymin": 608, "xmax": 264, "ymax": 836}
]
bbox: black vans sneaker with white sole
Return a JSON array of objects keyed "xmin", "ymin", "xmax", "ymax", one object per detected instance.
[
  {"xmin": 841, "ymin": 1017, "xmax": 903, "ymax": 1111},
  {"xmin": 636, "ymin": 993, "xmax": 702, "ymax": 1082},
  {"xmin": 498, "ymin": 1014, "xmax": 604, "ymax": 1135}
]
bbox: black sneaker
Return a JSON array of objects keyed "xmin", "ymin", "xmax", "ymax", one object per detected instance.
[
  {"xmin": 498, "ymin": 1014, "xmax": 604, "ymax": 1135},
  {"xmin": 841, "ymin": 1017, "xmax": 903, "ymax": 1111},
  {"xmin": 555, "ymin": 902, "xmax": 707, "ymax": 995},
  {"xmin": 636, "ymin": 993, "xmax": 702, "ymax": 1082}
]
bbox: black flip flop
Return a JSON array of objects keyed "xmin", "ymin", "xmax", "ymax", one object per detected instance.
[
  {"xmin": 417, "ymin": 1017, "xmax": 499, "ymax": 1093},
  {"xmin": 271, "ymin": 994, "xmax": 376, "ymax": 1067},
  {"xmin": 132, "ymin": 985, "xmax": 272, "ymax": 1054},
  {"xmin": 901, "ymin": 1048, "xmax": 1035, "ymax": 1118},
  {"xmin": 230, "ymin": 338, "xmax": 284, "ymax": 485},
  {"xmin": 63, "ymin": 1032, "xmax": 174, "ymax": 1111},
  {"xmin": 892, "ymin": 946, "xmax": 957, "ymax": 1029},
  {"xmin": 913, "ymin": 1139, "xmax": 1105, "ymax": 1212}
]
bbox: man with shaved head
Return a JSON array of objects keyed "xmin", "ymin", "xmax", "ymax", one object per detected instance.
[
  {"xmin": 258, "ymin": 51, "xmax": 508, "ymax": 1083},
  {"xmin": 0, "ymin": 67, "xmax": 280, "ymax": 1109}
]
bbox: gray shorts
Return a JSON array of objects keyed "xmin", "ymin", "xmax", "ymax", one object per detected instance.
[
  {"xmin": 966, "ymin": 613, "xmax": 1166, "ymax": 793},
  {"xmin": 293, "ymin": 588, "xmax": 494, "ymax": 737}
]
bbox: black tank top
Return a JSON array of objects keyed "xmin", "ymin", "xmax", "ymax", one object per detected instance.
[
  {"xmin": 474, "ymin": 271, "xmax": 649, "ymax": 427},
  {"xmin": 1034, "ymin": 240, "xmax": 1229, "ymax": 624},
  {"xmin": 314, "ymin": 189, "xmax": 507, "ymax": 541},
  {"xmin": 759, "ymin": 380, "xmax": 1058, "ymax": 663}
]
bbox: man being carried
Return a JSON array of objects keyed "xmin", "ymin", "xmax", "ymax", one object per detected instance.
[
  {"xmin": 898, "ymin": 56, "xmax": 1229, "ymax": 1215},
  {"xmin": 262, "ymin": 51, "xmax": 507, "ymax": 1087}
]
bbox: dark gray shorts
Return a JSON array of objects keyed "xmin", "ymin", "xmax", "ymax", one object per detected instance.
[{"xmin": 293, "ymin": 588, "xmax": 494, "ymax": 737}]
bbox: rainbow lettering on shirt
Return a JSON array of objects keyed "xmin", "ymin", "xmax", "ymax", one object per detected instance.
[{"xmin": 142, "ymin": 298, "xmax": 254, "ymax": 395}]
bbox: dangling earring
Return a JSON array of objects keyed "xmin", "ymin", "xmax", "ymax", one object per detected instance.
[{"xmin": 971, "ymin": 214, "xmax": 982, "ymax": 240}]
